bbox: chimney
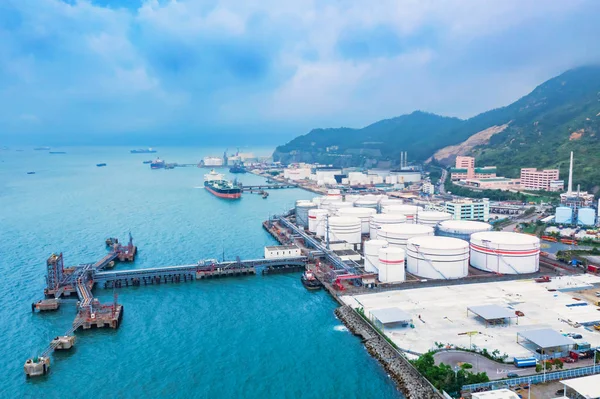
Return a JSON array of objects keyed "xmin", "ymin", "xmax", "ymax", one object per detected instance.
[{"xmin": 567, "ymin": 151, "xmax": 574, "ymax": 194}]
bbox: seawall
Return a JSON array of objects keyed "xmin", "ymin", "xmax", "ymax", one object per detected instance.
[{"xmin": 335, "ymin": 306, "xmax": 443, "ymax": 399}]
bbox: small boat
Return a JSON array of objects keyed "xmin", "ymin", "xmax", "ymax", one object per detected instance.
[
  {"xmin": 301, "ymin": 269, "xmax": 322, "ymax": 290},
  {"xmin": 131, "ymin": 148, "xmax": 157, "ymax": 154},
  {"xmin": 34, "ymin": 147, "xmax": 50, "ymax": 151},
  {"xmin": 96, "ymin": 163, "xmax": 107, "ymax": 167},
  {"xmin": 142, "ymin": 160, "xmax": 152, "ymax": 164},
  {"xmin": 229, "ymin": 164, "xmax": 247, "ymax": 174},
  {"xmin": 49, "ymin": 151, "xmax": 66, "ymax": 154},
  {"xmin": 151, "ymin": 158, "xmax": 165, "ymax": 169},
  {"xmin": 261, "ymin": 191, "xmax": 269, "ymax": 199},
  {"xmin": 27, "ymin": 171, "xmax": 36, "ymax": 175}
]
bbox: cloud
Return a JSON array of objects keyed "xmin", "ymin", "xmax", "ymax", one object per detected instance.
[{"xmin": 0, "ymin": 0, "xmax": 600, "ymax": 140}]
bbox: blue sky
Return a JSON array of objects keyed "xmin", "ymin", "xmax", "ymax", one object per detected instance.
[{"xmin": 1, "ymin": 0, "xmax": 600, "ymax": 144}]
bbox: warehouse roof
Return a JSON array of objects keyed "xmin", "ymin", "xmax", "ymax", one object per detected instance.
[
  {"xmin": 517, "ymin": 329, "xmax": 575, "ymax": 349},
  {"xmin": 560, "ymin": 374, "xmax": 600, "ymax": 398},
  {"xmin": 468, "ymin": 305, "xmax": 517, "ymax": 320},
  {"xmin": 370, "ymin": 308, "xmax": 412, "ymax": 324}
]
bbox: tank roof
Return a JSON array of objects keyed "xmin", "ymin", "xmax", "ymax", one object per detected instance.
[
  {"xmin": 338, "ymin": 207, "xmax": 377, "ymax": 215},
  {"xmin": 418, "ymin": 211, "xmax": 452, "ymax": 217},
  {"xmin": 365, "ymin": 239, "xmax": 389, "ymax": 246},
  {"xmin": 407, "ymin": 236, "xmax": 469, "ymax": 249},
  {"xmin": 379, "ymin": 246, "xmax": 406, "ymax": 254},
  {"xmin": 470, "ymin": 231, "xmax": 540, "ymax": 245},
  {"xmin": 438, "ymin": 220, "xmax": 492, "ymax": 230},
  {"xmin": 383, "ymin": 204, "xmax": 421, "ymax": 211},
  {"xmin": 379, "ymin": 224, "xmax": 434, "ymax": 234},
  {"xmin": 329, "ymin": 216, "xmax": 361, "ymax": 224},
  {"xmin": 371, "ymin": 213, "xmax": 407, "ymax": 221}
]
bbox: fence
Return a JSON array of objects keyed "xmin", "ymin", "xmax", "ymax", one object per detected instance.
[{"xmin": 463, "ymin": 365, "xmax": 599, "ymax": 392}]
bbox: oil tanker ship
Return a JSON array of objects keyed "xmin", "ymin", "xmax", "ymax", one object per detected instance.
[{"xmin": 204, "ymin": 170, "xmax": 242, "ymax": 199}]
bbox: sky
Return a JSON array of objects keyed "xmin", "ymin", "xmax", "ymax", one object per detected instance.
[{"xmin": 1, "ymin": 0, "xmax": 600, "ymax": 145}]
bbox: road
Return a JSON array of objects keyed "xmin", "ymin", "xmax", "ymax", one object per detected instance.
[{"xmin": 434, "ymin": 350, "xmax": 597, "ymax": 380}]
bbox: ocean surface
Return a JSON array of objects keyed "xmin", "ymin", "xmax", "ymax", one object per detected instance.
[{"xmin": 0, "ymin": 146, "xmax": 401, "ymax": 399}]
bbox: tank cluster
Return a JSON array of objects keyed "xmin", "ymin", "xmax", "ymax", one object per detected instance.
[{"xmin": 295, "ymin": 191, "xmax": 541, "ymax": 284}]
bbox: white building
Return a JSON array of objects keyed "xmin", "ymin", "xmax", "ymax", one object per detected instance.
[
  {"xmin": 204, "ymin": 156, "xmax": 224, "ymax": 166},
  {"xmin": 421, "ymin": 181, "xmax": 435, "ymax": 195},
  {"xmin": 264, "ymin": 245, "xmax": 301, "ymax": 259},
  {"xmin": 472, "ymin": 388, "xmax": 520, "ymax": 399},
  {"xmin": 284, "ymin": 167, "xmax": 312, "ymax": 181},
  {"xmin": 445, "ymin": 199, "xmax": 490, "ymax": 221}
]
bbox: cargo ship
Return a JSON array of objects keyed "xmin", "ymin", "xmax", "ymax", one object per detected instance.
[
  {"xmin": 204, "ymin": 170, "xmax": 242, "ymax": 199},
  {"xmin": 130, "ymin": 148, "xmax": 157, "ymax": 154},
  {"xmin": 150, "ymin": 158, "xmax": 165, "ymax": 169}
]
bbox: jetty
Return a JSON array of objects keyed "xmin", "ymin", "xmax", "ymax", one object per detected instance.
[
  {"xmin": 26, "ymin": 235, "xmax": 307, "ymax": 377},
  {"xmin": 241, "ymin": 183, "xmax": 298, "ymax": 192}
]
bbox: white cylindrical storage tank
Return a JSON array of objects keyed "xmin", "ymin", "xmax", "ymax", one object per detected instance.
[
  {"xmin": 382, "ymin": 204, "xmax": 422, "ymax": 224},
  {"xmin": 308, "ymin": 209, "xmax": 329, "ymax": 234},
  {"xmin": 354, "ymin": 199, "xmax": 379, "ymax": 210},
  {"xmin": 436, "ymin": 220, "xmax": 492, "ymax": 242},
  {"xmin": 577, "ymin": 208, "xmax": 596, "ymax": 226},
  {"xmin": 555, "ymin": 206, "xmax": 573, "ymax": 224},
  {"xmin": 326, "ymin": 189, "xmax": 341, "ymax": 201},
  {"xmin": 470, "ymin": 232, "xmax": 540, "ymax": 274},
  {"xmin": 344, "ymin": 194, "xmax": 361, "ymax": 203},
  {"xmin": 370, "ymin": 213, "xmax": 407, "ymax": 239},
  {"xmin": 363, "ymin": 239, "xmax": 388, "ymax": 273},
  {"xmin": 295, "ymin": 201, "xmax": 318, "ymax": 228},
  {"xmin": 323, "ymin": 201, "xmax": 355, "ymax": 214},
  {"xmin": 327, "ymin": 216, "xmax": 361, "ymax": 244},
  {"xmin": 378, "ymin": 247, "xmax": 406, "ymax": 283},
  {"xmin": 416, "ymin": 211, "xmax": 452, "ymax": 227},
  {"xmin": 406, "ymin": 236, "xmax": 469, "ymax": 279},
  {"xmin": 337, "ymin": 208, "xmax": 377, "ymax": 234},
  {"xmin": 314, "ymin": 210, "xmax": 330, "ymax": 237},
  {"xmin": 312, "ymin": 197, "xmax": 325, "ymax": 207},
  {"xmin": 379, "ymin": 198, "xmax": 403, "ymax": 207},
  {"xmin": 377, "ymin": 224, "xmax": 434, "ymax": 250}
]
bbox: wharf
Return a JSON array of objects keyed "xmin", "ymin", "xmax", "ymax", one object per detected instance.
[
  {"xmin": 27, "ymin": 234, "xmax": 307, "ymax": 377},
  {"xmin": 241, "ymin": 183, "xmax": 298, "ymax": 192}
]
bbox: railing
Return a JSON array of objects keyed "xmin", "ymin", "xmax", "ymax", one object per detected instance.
[{"xmin": 463, "ymin": 365, "xmax": 599, "ymax": 392}]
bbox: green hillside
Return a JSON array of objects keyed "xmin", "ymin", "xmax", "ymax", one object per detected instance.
[
  {"xmin": 273, "ymin": 111, "xmax": 464, "ymax": 166},
  {"xmin": 274, "ymin": 66, "xmax": 600, "ymax": 193}
]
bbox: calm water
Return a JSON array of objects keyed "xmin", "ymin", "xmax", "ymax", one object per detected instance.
[{"xmin": 0, "ymin": 147, "xmax": 401, "ymax": 399}]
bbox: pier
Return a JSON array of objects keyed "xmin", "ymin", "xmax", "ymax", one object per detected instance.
[
  {"xmin": 27, "ymin": 235, "xmax": 307, "ymax": 377},
  {"xmin": 241, "ymin": 183, "xmax": 298, "ymax": 192}
]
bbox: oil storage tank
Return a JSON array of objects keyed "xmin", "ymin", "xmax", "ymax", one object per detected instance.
[
  {"xmin": 416, "ymin": 211, "xmax": 452, "ymax": 227},
  {"xmin": 308, "ymin": 209, "xmax": 329, "ymax": 235},
  {"xmin": 295, "ymin": 201, "xmax": 318, "ymax": 228},
  {"xmin": 321, "ymin": 201, "xmax": 354, "ymax": 214},
  {"xmin": 363, "ymin": 239, "xmax": 388, "ymax": 273},
  {"xmin": 382, "ymin": 204, "xmax": 422, "ymax": 223},
  {"xmin": 338, "ymin": 208, "xmax": 377, "ymax": 234},
  {"xmin": 377, "ymin": 224, "xmax": 434, "ymax": 250},
  {"xmin": 555, "ymin": 206, "xmax": 573, "ymax": 224},
  {"xmin": 327, "ymin": 216, "xmax": 362, "ymax": 244},
  {"xmin": 436, "ymin": 220, "xmax": 492, "ymax": 242},
  {"xmin": 369, "ymin": 213, "xmax": 407, "ymax": 239},
  {"xmin": 354, "ymin": 199, "xmax": 379, "ymax": 210},
  {"xmin": 378, "ymin": 247, "xmax": 406, "ymax": 283},
  {"xmin": 406, "ymin": 236, "xmax": 469, "ymax": 279},
  {"xmin": 577, "ymin": 208, "xmax": 596, "ymax": 226},
  {"xmin": 470, "ymin": 231, "xmax": 540, "ymax": 274}
]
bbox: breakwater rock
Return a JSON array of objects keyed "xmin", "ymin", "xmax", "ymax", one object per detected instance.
[{"xmin": 335, "ymin": 306, "xmax": 442, "ymax": 399}]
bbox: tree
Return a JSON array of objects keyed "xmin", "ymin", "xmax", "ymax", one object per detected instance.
[{"xmin": 535, "ymin": 364, "xmax": 543, "ymax": 373}]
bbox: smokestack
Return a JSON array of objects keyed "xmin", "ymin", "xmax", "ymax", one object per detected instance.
[
  {"xmin": 568, "ymin": 151, "xmax": 574, "ymax": 194},
  {"xmin": 400, "ymin": 152, "xmax": 403, "ymax": 169},
  {"xmin": 405, "ymin": 152, "xmax": 408, "ymax": 168}
]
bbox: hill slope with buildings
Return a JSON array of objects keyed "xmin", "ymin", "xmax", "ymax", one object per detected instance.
[{"xmin": 274, "ymin": 66, "xmax": 600, "ymax": 193}]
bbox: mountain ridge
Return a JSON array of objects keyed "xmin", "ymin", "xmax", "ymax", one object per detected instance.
[{"xmin": 273, "ymin": 65, "xmax": 600, "ymax": 193}]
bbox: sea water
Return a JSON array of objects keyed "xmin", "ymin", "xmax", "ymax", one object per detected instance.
[{"xmin": 0, "ymin": 146, "xmax": 401, "ymax": 398}]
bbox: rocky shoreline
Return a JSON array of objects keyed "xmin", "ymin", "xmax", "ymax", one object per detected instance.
[{"xmin": 335, "ymin": 306, "xmax": 443, "ymax": 399}]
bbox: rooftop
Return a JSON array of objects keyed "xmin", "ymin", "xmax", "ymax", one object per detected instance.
[
  {"xmin": 468, "ymin": 304, "xmax": 517, "ymax": 321},
  {"xmin": 265, "ymin": 245, "xmax": 298, "ymax": 251},
  {"xmin": 517, "ymin": 328, "xmax": 575, "ymax": 349},
  {"xmin": 370, "ymin": 307, "xmax": 412, "ymax": 324},
  {"xmin": 472, "ymin": 389, "xmax": 520, "ymax": 399},
  {"xmin": 560, "ymin": 374, "xmax": 600, "ymax": 398}
]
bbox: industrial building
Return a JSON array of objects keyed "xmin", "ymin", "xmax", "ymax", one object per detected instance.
[
  {"xmin": 519, "ymin": 167, "xmax": 562, "ymax": 191},
  {"xmin": 450, "ymin": 156, "xmax": 497, "ymax": 180},
  {"xmin": 264, "ymin": 245, "xmax": 301, "ymax": 259},
  {"xmin": 203, "ymin": 156, "xmax": 224, "ymax": 166},
  {"xmin": 340, "ymin": 274, "xmax": 600, "ymax": 360},
  {"xmin": 445, "ymin": 198, "xmax": 490, "ymax": 221},
  {"xmin": 555, "ymin": 151, "xmax": 598, "ymax": 226}
]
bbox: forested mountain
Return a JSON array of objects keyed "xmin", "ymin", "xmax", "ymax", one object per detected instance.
[{"xmin": 274, "ymin": 66, "xmax": 600, "ymax": 193}]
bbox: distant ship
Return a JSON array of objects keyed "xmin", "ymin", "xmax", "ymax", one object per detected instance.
[
  {"xmin": 96, "ymin": 163, "xmax": 107, "ymax": 167},
  {"xmin": 142, "ymin": 160, "xmax": 152, "ymax": 164},
  {"xmin": 130, "ymin": 148, "xmax": 157, "ymax": 154},
  {"xmin": 27, "ymin": 171, "xmax": 36, "ymax": 175},
  {"xmin": 49, "ymin": 151, "xmax": 66, "ymax": 154},
  {"xmin": 229, "ymin": 164, "xmax": 247, "ymax": 174},
  {"xmin": 34, "ymin": 147, "xmax": 50, "ymax": 151},
  {"xmin": 151, "ymin": 158, "xmax": 165, "ymax": 169},
  {"xmin": 204, "ymin": 170, "xmax": 242, "ymax": 199}
]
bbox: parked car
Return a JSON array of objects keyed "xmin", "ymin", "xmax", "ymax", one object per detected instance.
[{"xmin": 507, "ymin": 372, "xmax": 519, "ymax": 378}]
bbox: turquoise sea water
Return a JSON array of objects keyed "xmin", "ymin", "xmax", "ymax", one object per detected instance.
[{"xmin": 0, "ymin": 147, "xmax": 401, "ymax": 399}]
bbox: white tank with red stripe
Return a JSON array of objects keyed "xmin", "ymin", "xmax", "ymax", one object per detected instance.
[
  {"xmin": 406, "ymin": 236, "xmax": 469, "ymax": 279},
  {"xmin": 308, "ymin": 209, "xmax": 329, "ymax": 235},
  {"xmin": 376, "ymin": 224, "xmax": 434, "ymax": 250},
  {"xmin": 369, "ymin": 213, "xmax": 407, "ymax": 239},
  {"xmin": 363, "ymin": 239, "xmax": 388, "ymax": 273},
  {"xmin": 469, "ymin": 232, "xmax": 540, "ymax": 274},
  {"xmin": 337, "ymin": 207, "xmax": 377, "ymax": 234},
  {"xmin": 378, "ymin": 247, "xmax": 405, "ymax": 283}
]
